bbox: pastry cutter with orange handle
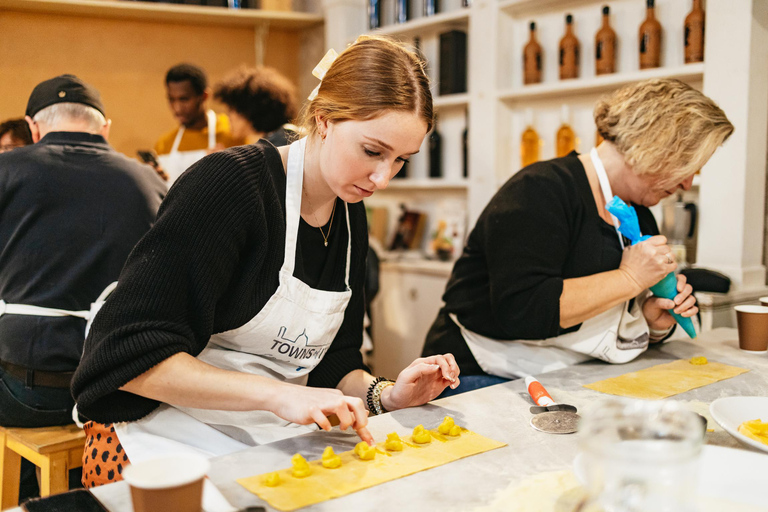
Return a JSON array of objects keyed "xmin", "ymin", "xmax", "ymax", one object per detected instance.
[{"xmin": 525, "ymin": 376, "xmax": 580, "ymax": 434}]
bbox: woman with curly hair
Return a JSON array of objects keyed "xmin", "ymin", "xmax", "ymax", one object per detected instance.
[
  {"xmin": 214, "ymin": 66, "xmax": 299, "ymax": 147},
  {"xmin": 422, "ymin": 78, "xmax": 734, "ymax": 394}
]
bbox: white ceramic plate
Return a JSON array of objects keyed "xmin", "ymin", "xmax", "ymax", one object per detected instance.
[
  {"xmin": 574, "ymin": 444, "xmax": 768, "ymax": 508},
  {"xmin": 710, "ymin": 396, "xmax": 768, "ymax": 454}
]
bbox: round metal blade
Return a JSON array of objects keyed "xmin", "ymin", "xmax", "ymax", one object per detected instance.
[
  {"xmin": 530, "ymin": 404, "xmax": 578, "ymax": 414},
  {"xmin": 530, "ymin": 411, "xmax": 580, "ymax": 434}
]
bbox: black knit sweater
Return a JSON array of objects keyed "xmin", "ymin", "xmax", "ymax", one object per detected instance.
[
  {"xmin": 72, "ymin": 141, "xmax": 368, "ymax": 423},
  {"xmin": 422, "ymin": 153, "xmax": 660, "ymax": 374}
]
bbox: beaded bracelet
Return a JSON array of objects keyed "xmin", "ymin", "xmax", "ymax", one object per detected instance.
[{"xmin": 366, "ymin": 377, "xmax": 395, "ymax": 415}]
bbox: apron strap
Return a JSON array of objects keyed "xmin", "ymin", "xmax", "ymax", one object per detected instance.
[
  {"xmin": 0, "ymin": 281, "xmax": 118, "ymax": 321},
  {"xmin": 283, "ymin": 138, "xmax": 305, "ymax": 274},
  {"xmin": 343, "ymin": 202, "xmax": 351, "ymax": 289},
  {"xmin": 170, "ymin": 125, "xmax": 185, "ymax": 155},
  {"xmin": 283, "ymin": 138, "xmax": 353, "ymax": 288},
  {"xmin": 206, "ymin": 110, "xmax": 217, "ymax": 150},
  {"xmin": 170, "ymin": 110, "xmax": 216, "ymax": 154},
  {"xmin": 590, "ymin": 147, "xmax": 625, "ymax": 250},
  {"xmin": 0, "ymin": 300, "xmax": 90, "ymax": 319}
]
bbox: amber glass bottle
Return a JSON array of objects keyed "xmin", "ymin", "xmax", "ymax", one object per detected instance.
[
  {"xmin": 520, "ymin": 110, "xmax": 540, "ymax": 168},
  {"xmin": 556, "ymin": 105, "xmax": 576, "ymax": 158},
  {"xmin": 559, "ymin": 14, "xmax": 580, "ymax": 79},
  {"xmin": 639, "ymin": 0, "xmax": 662, "ymax": 69},
  {"xmin": 684, "ymin": 0, "xmax": 705, "ymax": 63},
  {"xmin": 595, "ymin": 5, "xmax": 616, "ymax": 75},
  {"xmin": 523, "ymin": 22, "xmax": 543, "ymax": 85}
]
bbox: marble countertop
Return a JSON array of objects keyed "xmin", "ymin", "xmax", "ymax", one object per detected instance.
[{"xmin": 13, "ymin": 328, "xmax": 768, "ymax": 512}]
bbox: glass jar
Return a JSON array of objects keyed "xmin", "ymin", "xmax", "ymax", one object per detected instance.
[{"xmin": 577, "ymin": 398, "xmax": 704, "ymax": 512}]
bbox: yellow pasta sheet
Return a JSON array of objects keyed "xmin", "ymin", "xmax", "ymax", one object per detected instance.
[
  {"xmin": 583, "ymin": 359, "xmax": 749, "ymax": 399},
  {"xmin": 237, "ymin": 428, "xmax": 506, "ymax": 511}
]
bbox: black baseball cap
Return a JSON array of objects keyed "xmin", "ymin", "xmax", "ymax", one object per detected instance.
[{"xmin": 25, "ymin": 74, "xmax": 105, "ymax": 118}]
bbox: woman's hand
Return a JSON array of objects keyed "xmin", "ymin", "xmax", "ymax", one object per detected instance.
[
  {"xmin": 380, "ymin": 354, "xmax": 460, "ymax": 412},
  {"xmin": 642, "ymin": 273, "xmax": 698, "ymax": 332},
  {"xmin": 271, "ymin": 384, "xmax": 373, "ymax": 444},
  {"xmin": 618, "ymin": 235, "xmax": 677, "ymax": 292}
]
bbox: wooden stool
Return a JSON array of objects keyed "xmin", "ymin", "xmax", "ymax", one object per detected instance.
[{"xmin": 0, "ymin": 424, "xmax": 85, "ymax": 510}]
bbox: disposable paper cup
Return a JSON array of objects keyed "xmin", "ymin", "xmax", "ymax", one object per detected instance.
[
  {"xmin": 759, "ymin": 296, "xmax": 768, "ymax": 307},
  {"xmin": 122, "ymin": 454, "xmax": 210, "ymax": 512},
  {"xmin": 734, "ymin": 305, "xmax": 768, "ymax": 353}
]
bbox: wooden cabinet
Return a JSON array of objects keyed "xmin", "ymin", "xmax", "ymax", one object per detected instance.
[{"xmin": 369, "ymin": 260, "xmax": 452, "ymax": 377}]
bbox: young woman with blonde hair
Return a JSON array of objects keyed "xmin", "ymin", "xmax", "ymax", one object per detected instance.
[
  {"xmin": 73, "ymin": 35, "xmax": 459, "ymax": 487},
  {"xmin": 423, "ymin": 78, "xmax": 733, "ymax": 395}
]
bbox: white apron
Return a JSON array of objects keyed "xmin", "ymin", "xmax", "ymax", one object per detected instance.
[
  {"xmin": 157, "ymin": 109, "xmax": 217, "ymax": 186},
  {"xmin": 0, "ymin": 282, "xmax": 117, "ymax": 340},
  {"xmin": 115, "ymin": 137, "xmax": 353, "ymax": 463},
  {"xmin": 458, "ymin": 148, "xmax": 649, "ymax": 379}
]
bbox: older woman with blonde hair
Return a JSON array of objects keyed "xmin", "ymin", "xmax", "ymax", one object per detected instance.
[{"xmin": 423, "ymin": 78, "xmax": 734, "ymax": 395}]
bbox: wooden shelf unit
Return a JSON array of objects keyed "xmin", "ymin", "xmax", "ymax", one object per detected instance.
[
  {"xmin": 371, "ymin": 7, "xmax": 469, "ymax": 38},
  {"xmin": 0, "ymin": 0, "xmax": 323, "ymax": 28}
]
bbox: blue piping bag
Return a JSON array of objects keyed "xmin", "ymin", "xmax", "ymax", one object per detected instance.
[{"xmin": 605, "ymin": 196, "xmax": 697, "ymax": 339}]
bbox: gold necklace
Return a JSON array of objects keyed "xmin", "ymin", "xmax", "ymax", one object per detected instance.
[{"xmin": 303, "ymin": 189, "xmax": 337, "ymax": 247}]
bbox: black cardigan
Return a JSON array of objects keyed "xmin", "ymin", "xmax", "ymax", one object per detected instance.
[
  {"xmin": 72, "ymin": 141, "xmax": 368, "ymax": 422},
  {"xmin": 422, "ymin": 153, "xmax": 659, "ymax": 374}
]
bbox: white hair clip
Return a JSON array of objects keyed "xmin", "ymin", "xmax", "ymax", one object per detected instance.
[{"xmin": 308, "ymin": 48, "xmax": 339, "ymax": 101}]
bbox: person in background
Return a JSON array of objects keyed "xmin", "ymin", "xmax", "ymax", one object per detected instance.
[
  {"xmin": 73, "ymin": 36, "xmax": 459, "ymax": 488},
  {"xmin": 154, "ymin": 63, "xmax": 242, "ymax": 184},
  {"xmin": 0, "ymin": 74, "xmax": 164, "ymax": 504},
  {"xmin": 422, "ymin": 78, "xmax": 734, "ymax": 395},
  {"xmin": 0, "ymin": 118, "xmax": 33, "ymax": 153},
  {"xmin": 213, "ymin": 65, "xmax": 300, "ymax": 147}
]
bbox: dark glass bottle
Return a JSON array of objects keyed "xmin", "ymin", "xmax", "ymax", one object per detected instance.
[
  {"xmin": 595, "ymin": 5, "xmax": 617, "ymax": 75},
  {"xmin": 368, "ymin": 0, "xmax": 381, "ymax": 30},
  {"xmin": 523, "ymin": 22, "xmax": 542, "ymax": 85},
  {"xmin": 395, "ymin": 0, "xmax": 410, "ymax": 24},
  {"xmin": 462, "ymin": 126, "xmax": 468, "ymax": 178},
  {"xmin": 684, "ymin": 0, "xmax": 705, "ymax": 63},
  {"xmin": 429, "ymin": 123, "xmax": 442, "ymax": 178},
  {"xmin": 559, "ymin": 14, "xmax": 580, "ymax": 80},
  {"xmin": 639, "ymin": 0, "xmax": 662, "ymax": 69},
  {"xmin": 424, "ymin": 0, "xmax": 438, "ymax": 17}
]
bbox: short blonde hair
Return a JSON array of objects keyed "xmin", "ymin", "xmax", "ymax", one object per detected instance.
[
  {"xmin": 595, "ymin": 78, "xmax": 733, "ymax": 187},
  {"xmin": 298, "ymin": 35, "xmax": 433, "ymax": 136}
]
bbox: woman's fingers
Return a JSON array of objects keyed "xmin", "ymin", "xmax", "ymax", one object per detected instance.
[
  {"xmin": 333, "ymin": 402, "xmax": 355, "ymax": 431},
  {"xmin": 674, "ymin": 283, "xmax": 694, "ymax": 304},
  {"xmin": 398, "ymin": 362, "xmax": 441, "ymax": 384},
  {"xmin": 441, "ymin": 353, "xmax": 460, "ymax": 381},
  {"xmin": 674, "ymin": 295, "xmax": 697, "ymax": 315},
  {"xmin": 355, "ymin": 425, "xmax": 374, "ymax": 446},
  {"xmin": 310, "ymin": 406, "xmax": 333, "ymax": 431},
  {"xmin": 432, "ymin": 355, "xmax": 457, "ymax": 383},
  {"xmin": 410, "ymin": 354, "xmax": 459, "ymax": 382},
  {"xmin": 344, "ymin": 396, "xmax": 369, "ymax": 431}
]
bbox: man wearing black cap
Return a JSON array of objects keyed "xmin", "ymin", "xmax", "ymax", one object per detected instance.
[{"xmin": 0, "ymin": 74, "xmax": 164, "ymax": 502}]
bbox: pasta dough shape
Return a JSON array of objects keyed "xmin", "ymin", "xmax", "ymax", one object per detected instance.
[{"xmin": 583, "ymin": 359, "xmax": 748, "ymax": 399}]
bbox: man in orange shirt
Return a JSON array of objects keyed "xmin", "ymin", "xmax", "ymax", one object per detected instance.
[{"xmin": 154, "ymin": 63, "xmax": 241, "ymax": 185}]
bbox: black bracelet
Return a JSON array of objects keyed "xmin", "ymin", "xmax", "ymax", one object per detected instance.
[{"xmin": 366, "ymin": 376, "xmax": 394, "ymax": 415}]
